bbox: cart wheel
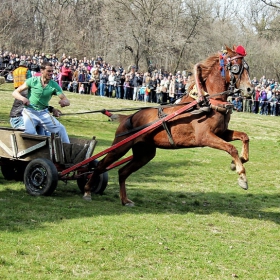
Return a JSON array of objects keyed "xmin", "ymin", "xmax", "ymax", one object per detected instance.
[
  {"xmin": 94, "ymin": 171, "xmax": 108, "ymax": 195},
  {"xmin": 77, "ymin": 159, "xmax": 108, "ymax": 195},
  {"xmin": 1, "ymin": 163, "xmax": 27, "ymax": 181},
  {"xmin": 24, "ymin": 158, "xmax": 58, "ymax": 196}
]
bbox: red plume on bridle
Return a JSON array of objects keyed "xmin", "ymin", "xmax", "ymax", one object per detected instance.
[{"xmin": 234, "ymin": 45, "xmax": 247, "ymax": 57}]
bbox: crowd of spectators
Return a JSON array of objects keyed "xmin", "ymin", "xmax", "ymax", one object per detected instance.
[
  {"xmin": 0, "ymin": 50, "xmax": 192, "ymax": 104},
  {"xmin": 1, "ymin": 50, "xmax": 279, "ymax": 116},
  {"xmin": 231, "ymin": 76, "xmax": 280, "ymax": 116}
]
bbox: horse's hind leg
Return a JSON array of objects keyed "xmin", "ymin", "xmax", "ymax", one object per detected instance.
[
  {"xmin": 221, "ymin": 129, "xmax": 249, "ymax": 171},
  {"xmin": 118, "ymin": 142, "xmax": 156, "ymax": 206},
  {"xmin": 83, "ymin": 143, "xmax": 132, "ymax": 200},
  {"xmin": 201, "ymin": 132, "xmax": 248, "ymax": 190}
]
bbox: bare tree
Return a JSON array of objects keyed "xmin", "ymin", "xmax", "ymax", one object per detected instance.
[
  {"xmin": 0, "ymin": 0, "xmax": 279, "ymax": 79},
  {"xmin": 261, "ymin": 0, "xmax": 280, "ymax": 9}
]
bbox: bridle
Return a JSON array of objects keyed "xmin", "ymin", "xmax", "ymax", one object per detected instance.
[
  {"xmin": 193, "ymin": 51, "xmax": 250, "ymax": 101},
  {"xmin": 223, "ymin": 54, "xmax": 249, "ymax": 95}
]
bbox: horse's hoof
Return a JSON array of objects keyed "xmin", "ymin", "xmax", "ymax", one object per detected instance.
[
  {"xmin": 125, "ymin": 202, "xmax": 135, "ymax": 207},
  {"xmin": 83, "ymin": 194, "xmax": 92, "ymax": 201},
  {"xmin": 122, "ymin": 200, "xmax": 135, "ymax": 207},
  {"xmin": 230, "ymin": 161, "xmax": 236, "ymax": 171},
  {"xmin": 238, "ymin": 177, "xmax": 248, "ymax": 190}
]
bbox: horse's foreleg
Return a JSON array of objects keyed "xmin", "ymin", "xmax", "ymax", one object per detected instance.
[
  {"xmin": 221, "ymin": 129, "xmax": 249, "ymax": 171},
  {"xmin": 201, "ymin": 133, "xmax": 248, "ymax": 190},
  {"xmin": 118, "ymin": 143, "xmax": 156, "ymax": 206}
]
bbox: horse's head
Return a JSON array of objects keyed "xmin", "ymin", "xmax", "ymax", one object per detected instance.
[
  {"xmin": 224, "ymin": 45, "xmax": 253, "ymax": 97},
  {"xmin": 180, "ymin": 45, "xmax": 253, "ymax": 104}
]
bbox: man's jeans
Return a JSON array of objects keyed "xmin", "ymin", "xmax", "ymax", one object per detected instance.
[
  {"xmin": 10, "ymin": 116, "xmax": 25, "ymax": 129},
  {"xmin": 22, "ymin": 107, "xmax": 70, "ymax": 143},
  {"xmin": 10, "ymin": 116, "xmax": 49, "ymax": 135},
  {"xmin": 99, "ymin": 83, "xmax": 105, "ymax": 96}
]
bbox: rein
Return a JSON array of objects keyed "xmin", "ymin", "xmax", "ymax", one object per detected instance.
[
  {"xmin": 60, "ymin": 101, "xmax": 195, "ymax": 116},
  {"xmin": 60, "ymin": 88, "xmax": 237, "ymax": 117}
]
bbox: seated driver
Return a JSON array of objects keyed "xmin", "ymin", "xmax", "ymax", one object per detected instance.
[
  {"xmin": 10, "ymin": 89, "xmax": 61, "ymax": 135},
  {"xmin": 12, "ymin": 61, "xmax": 70, "ymax": 143}
]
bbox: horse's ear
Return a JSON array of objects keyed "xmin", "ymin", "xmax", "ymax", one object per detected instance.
[
  {"xmin": 225, "ymin": 45, "xmax": 232, "ymax": 53},
  {"xmin": 232, "ymin": 45, "xmax": 237, "ymax": 51}
]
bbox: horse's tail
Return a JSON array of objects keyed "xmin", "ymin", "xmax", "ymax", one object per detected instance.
[{"xmin": 101, "ymin": 109, "xmax": 124, "ymax": 122}]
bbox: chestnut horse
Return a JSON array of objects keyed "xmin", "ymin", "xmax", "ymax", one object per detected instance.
[{"xmin": 84, "ymin": 45, "xmax": 253, "ymax": 206}]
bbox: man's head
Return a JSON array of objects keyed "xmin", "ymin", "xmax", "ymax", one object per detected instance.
[
  {"xmin": 19, "ymin": 60, "xmax": 27, "ymax": 67},
  {"xmin": 40, "ymin": 61, "xmax": 54, "ymax": 81}
]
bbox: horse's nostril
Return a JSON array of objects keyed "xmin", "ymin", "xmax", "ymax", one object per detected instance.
[{"xmin": 247, "ymin": 88, "xmax": 251, "ymax": 92}]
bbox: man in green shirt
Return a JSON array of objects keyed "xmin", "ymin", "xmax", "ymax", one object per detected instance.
[{"xmin": 12, "ymin": 61, "xmax": 70, "ymax": 143}]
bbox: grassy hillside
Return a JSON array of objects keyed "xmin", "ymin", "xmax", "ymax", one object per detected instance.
[{"xmin": 0, "ymin": 82, "xmax": 279, "ymax": 279}]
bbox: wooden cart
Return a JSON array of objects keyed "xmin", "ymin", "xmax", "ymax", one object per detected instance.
[{"xmin": 0, "ymin": 127, "xmax": 108, "ymax": 196}]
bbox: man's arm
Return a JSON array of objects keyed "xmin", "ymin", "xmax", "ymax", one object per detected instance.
[
  {"xmin": 12, "ymin": 82, "xmax": 30, "ymax": 106},
  {"xmin": 58, "ymin": 93, "xmax": 70, "ymax": 107}
]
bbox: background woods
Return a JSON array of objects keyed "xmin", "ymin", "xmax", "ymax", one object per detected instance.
[{"xmin": 0, "ymin": 0, "xmax": 280, "ymax": 77}]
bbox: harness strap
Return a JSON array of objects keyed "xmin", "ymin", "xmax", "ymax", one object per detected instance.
[
  {"xmin": 209, "ymin": 99, "xmax": 233, "ymax": 114},
  {"xmin": 158, "ymin": 106, "xmax": 175, "ymax": 147},
  {"xmin": 116, "ymin": 102, "xmax": 198, "ymax": 139},
  {"xmin": 161, "ymin": 120, "xmax": 175, "ymax": 147}
]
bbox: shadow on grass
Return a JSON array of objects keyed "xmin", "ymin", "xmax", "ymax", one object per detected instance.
[
  {"xmin": 0, "ymin": 128, "xmax": 278, "ymax": 231},
  {"xmin": 0, "ymin": 162, "xmax": 279, "ymax": 232}
]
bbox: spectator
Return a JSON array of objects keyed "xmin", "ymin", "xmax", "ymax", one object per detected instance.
[
  {"xmin": 89, "ymin": 69, "xmax": 100, "ymax": 95},
  {"xmin": 144, "ymin": 86, "xmax": 150, "ymax": 103},
  {"xmin": 266, "ymin": 85, "xmax": 273, "ymax": 114},
  {"xmin": 2, "ymin": 51, "xmax": 10, "ymax": 68},
  {"xmin": 259, "ymin": 87, "xmax": 268, "ymax": 115},
  {"xmin": 169, "ymin": 75, "xmax": 176, "ymax": 103},
  {"xmin": 6, "ymin": 71, "xmax": 14, "ymax": 83},
  {"xmin": 108, "ymin": 70, "xmax": 116, "ymax": 98},
  {"xmin": 13, "ymin": 60, "xmax": 32, "ymax": 89},
  {"xmin": 275, "ymin": 90, "xmax": 280, "ymax": 116},
  {"xmin": 148, "ymin": 76, "xmax": 157, "ymax": 103},
  {"xmin": 77, "ymin": 69, "xmax": 85, "ymax": 92},
  {"xmin": 156, "ymin": 83, "xmax": 162, "ymax": 103},
  {"xmin": 232, "ymin": 97, "xmax": 243, "ymax": 112},
  {"xmin": 176, "ymin": 76, "xmax": 185, "ymax": 99},
  {"xmin": 30, "ymin": 59, "xmax": 40, "ymax": 76},
  {"xmin": 0, "ymin": 54, "xmax": 3, "ymax": 70},
  {"xmin": 79, "ymin": 83, "xmax": 85, "ymax": 94},
  {"xmin": 115, "ymin": 70, "xmax": 122, "ymax": 99},
  {"xmin": 99, "ymin": 70, "xmax": 108, "ymax": 97},
  {"xmin": 123, "ymin": 75, "xmax": 130, "ymax": 100},
  {"xmin": 269, "ymin": 89, "xmax": 278, "ymax": 116},
  {"xmin": 252, "ymin": 85, "xmax": 261, "ymax": 114},
  {"xmin": 72, "ymin": 79, "xmax": 78, "ymax": 93},
  {"xmin": 251, "ymin": 76, "xmax": 258, "ymax": 88},
  {"xmin": 13, "ymin": 54, "xmax": 20, "ymax": 68},
  {"xmin": 138, "ymin": 85, "xmax": 146, "ymax": 101},
  {"xmin": 118, "ymin": 65, "xmax": 124, "ymax": 74},
  {"xmin": 61, "ymin": 62, "xmax": 72, "ymax": 90},
  {"xmin": 131, "ymin": 72, "xmax": 142, "ymax": 101},
  {"xmin": 160, "ymin": 76, "xmax": 169, "ymax": 103}
]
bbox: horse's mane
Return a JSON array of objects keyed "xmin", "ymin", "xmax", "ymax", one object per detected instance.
[
  {"xmin": 199, "ymin": 53, "xmax": 220, "ymax": 81},
  {"xmin": 187, "ymin": 53, "xmax": 220, "ymax": 92}
]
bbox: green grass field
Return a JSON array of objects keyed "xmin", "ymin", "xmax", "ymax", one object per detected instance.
[{"xmin": 0, "ymin": 82, "xmax": 279, "ymax": 279}]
